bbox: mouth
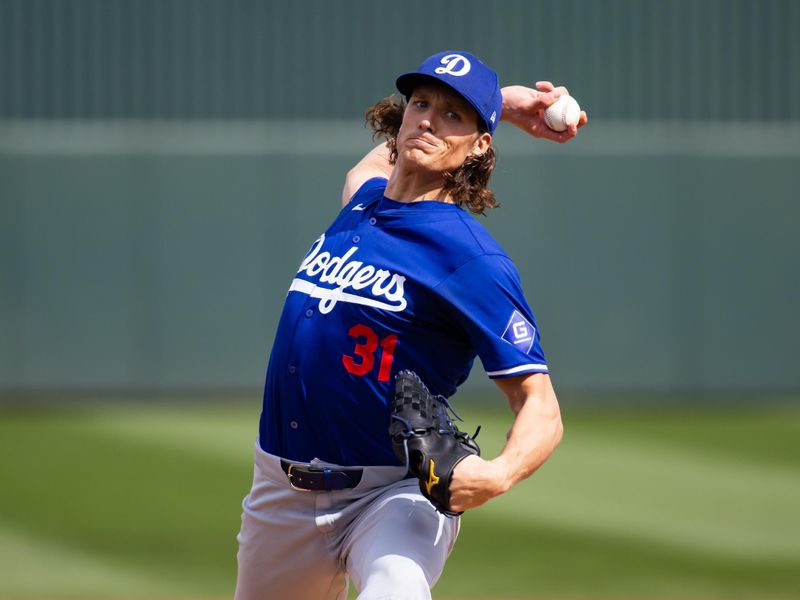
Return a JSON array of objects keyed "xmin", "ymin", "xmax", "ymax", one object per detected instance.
[{"xmin": 406, "ymin": 136, "xmax": 439, "ymax": 150}]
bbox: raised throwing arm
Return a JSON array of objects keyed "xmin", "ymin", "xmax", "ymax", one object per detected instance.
[{"xmin": 341, "ymin": 83, "xmax": 589, "ymax": 205}]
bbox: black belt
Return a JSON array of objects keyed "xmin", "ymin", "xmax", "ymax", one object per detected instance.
[{"xmin": 280, "ymin": 459, "xmax": 363, "ymax": 492}]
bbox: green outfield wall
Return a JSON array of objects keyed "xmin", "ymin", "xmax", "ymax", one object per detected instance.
[
  {"xmin": 1, "ymin": 0, "xmax": 798, "ymax": 394},
  {"xmin": 1, "ymin": 121, "xmax": 798, "ymax": 393}
]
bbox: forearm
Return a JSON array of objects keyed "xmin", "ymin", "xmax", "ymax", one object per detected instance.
[
  {"xmin": 449, "ymin": 373, "xmax": 563, "ymax": 512},
  {"xmin": 500, "ymin": 85, "xmax": 543, "ymax": 124},
  {"xmin": 492, "ymin": 388, "xmax": 563, "ymax": 491}
]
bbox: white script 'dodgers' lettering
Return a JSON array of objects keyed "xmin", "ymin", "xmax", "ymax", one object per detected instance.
[{"xmin": 290, "ymin": 234, "xmax": 408, "ymax": 314}]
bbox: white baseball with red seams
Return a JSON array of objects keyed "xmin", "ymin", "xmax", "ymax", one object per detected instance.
[{"xmin": 544, "ymin": 95, "xmax": 581, "ymax": 132}]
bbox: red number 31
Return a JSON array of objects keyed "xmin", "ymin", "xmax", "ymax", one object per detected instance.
[{"xmin": 342, "ymin": 324, "xmax": 398, "ymax": 382}]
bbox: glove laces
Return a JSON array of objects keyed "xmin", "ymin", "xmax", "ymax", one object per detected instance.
[{"xmin": 434, "ymin": 394, "xmax": 481, "ymax": 440}]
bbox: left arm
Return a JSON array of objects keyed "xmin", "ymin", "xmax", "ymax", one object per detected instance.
[{"xmin": 448, "ymin": 372, "xmax": 564, "ymax": 512}]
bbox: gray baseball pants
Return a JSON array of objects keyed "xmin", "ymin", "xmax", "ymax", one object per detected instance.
[{"xmin": 234, "ymin": 444, "xmax": 459, "ymax": 600}]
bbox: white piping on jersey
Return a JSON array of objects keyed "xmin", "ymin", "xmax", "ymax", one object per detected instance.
[
  {"xmin": 486, "ymin": 364, "xmax": 549, "ymax": 377},
  {"xmin": 291, "ymin": 234, "xmax": 408, "ymax": 314}
]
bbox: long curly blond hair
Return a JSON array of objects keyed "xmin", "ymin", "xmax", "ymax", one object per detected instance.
[{"xmin": 364, "ymin": 94, "xmax": 499, "ymax": 215}]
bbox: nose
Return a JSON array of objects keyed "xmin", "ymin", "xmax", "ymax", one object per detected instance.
[{"xmin": 416, "ymin": 110, "xmax": 434, "ymax": 133}]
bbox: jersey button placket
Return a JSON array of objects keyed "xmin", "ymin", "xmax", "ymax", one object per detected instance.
[{"xmin": 368, "ymin": 217, "xmax": 377, "ymax": 226}]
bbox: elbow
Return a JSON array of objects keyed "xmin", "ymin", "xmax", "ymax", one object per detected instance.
[
  {"xmin": 341, "ymin": 169, "xmax": 358, "ymax": 206},
  {"xmin": 344, "ymin": 165, "xmax": 358, "ymax": 186},
  {"xmin": 547, "ymin": 399, "xmax": 564, "ymax": 450},
  {"xmin": 553, "ymin": 413, "xmax": 564, "ymax": 448}
]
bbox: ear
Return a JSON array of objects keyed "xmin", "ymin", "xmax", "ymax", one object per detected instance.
[{"xmin": 471, "ymin": 132, "xmax": 492, "ymax": 157}]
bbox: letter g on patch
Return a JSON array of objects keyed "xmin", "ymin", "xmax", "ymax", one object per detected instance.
[{"xmin": 501, "ymin": 310, "xmax": 535, "ymax": 354}]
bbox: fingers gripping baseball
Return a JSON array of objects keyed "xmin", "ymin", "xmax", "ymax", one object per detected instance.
[{"xmin": 501, "ymin": 82, "xmax": 588, "ymax": 142}]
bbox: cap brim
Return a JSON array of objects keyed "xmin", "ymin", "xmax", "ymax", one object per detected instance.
[
  {"xmin": 395, "ymin": 72, "xmax": 491, "ymax": 133},
  {"xmin": 396, "ymin": 73, "xmax": 444, "ymax": 98}
]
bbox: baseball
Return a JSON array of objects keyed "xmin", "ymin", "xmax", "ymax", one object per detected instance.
[{"xmin": 544, "ymin": 95, "xmax": 581, "ymax": 132}]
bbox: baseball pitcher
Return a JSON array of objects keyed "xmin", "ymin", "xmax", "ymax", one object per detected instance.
[{"xmin": 234, "ymin": 50, "xmax": 587, "ymax": 600}]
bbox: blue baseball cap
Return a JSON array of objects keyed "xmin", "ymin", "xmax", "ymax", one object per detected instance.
[{"xmin": 396, "ymin": 51, "xmax": 502, "ymax": 134}]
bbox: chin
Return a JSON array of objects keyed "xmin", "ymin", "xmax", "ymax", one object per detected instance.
[
  {"xmin": 401, "ymin": 149, "xmax": 432, "ymax": 168},
  {"xmin": 402, "ymin": 145, "xmax": 446, "ymax": 167}
]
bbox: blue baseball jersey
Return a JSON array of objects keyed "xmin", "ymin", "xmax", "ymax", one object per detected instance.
[{"xmin": 259, "ymin": 177, "xmax": 548, "ymax": 466}]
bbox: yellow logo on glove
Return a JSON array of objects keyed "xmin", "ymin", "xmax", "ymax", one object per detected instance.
[{"xmin": 424, "ymin": 459, "xmax": 440, "ymax": 495}]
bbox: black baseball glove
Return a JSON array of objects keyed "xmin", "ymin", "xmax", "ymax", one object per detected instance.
[{"xmin": 389, "ymin": 370, "xmax": 480, "ymax": 516}]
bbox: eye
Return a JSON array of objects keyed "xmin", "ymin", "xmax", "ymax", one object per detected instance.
[
  {"xmin": 413, "ymin": 100, "xmax": 428, "ymax": 109},
  {"xmin": 445, "ymin": 110, "xmax": 461, "ymax": 121}
]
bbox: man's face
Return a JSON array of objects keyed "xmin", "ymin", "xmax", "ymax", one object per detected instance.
[{"xmin": 396, "ymin": 82, "xmax": 491, "ymax": 175}]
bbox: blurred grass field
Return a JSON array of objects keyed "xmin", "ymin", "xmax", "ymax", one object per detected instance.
[{"xmin": 1, "ymin": 396, "xmax": 799, "ymax": 599}]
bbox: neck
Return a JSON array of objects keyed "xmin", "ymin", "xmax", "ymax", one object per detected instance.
[{"xmin": 384, "ymin": 160, "xmax": 452, "ymax": 204}]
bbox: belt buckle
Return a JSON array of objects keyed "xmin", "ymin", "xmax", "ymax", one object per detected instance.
[{"xmin": 286, "ymin": 463, "xmax": 319, "ymax": 492}]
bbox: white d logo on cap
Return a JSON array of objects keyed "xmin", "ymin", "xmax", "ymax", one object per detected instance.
[{"xmin": 435, "ymin": 54, "xmax": 471, "ymax": 77}]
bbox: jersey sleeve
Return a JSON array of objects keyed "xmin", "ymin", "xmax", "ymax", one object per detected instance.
[{"xmin": 435, "ymin": 254, "xmax": 548, "ymax": 378}]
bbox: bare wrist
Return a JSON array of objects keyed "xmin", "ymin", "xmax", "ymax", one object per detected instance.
[
  {"xmin": 490, "ymin": 456, "xmax": 515, "ymax": 495},
  {"xmin": 501, "ymin": 85, "xmax": 539, "ymax": 120},
  {"xmin": 500, "ymin": 85, "xmax": 522, "ymax": 120}
]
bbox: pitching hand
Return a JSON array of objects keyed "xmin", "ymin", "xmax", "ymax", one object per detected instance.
[{"xmin": 501, "ymin": 81, "xmax": 588, "ymax": 143}]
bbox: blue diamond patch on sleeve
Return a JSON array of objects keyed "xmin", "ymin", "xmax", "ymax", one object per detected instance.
[{"xmin": 501, "ymin": 310, "xmax": 535, "ymax": 354}]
